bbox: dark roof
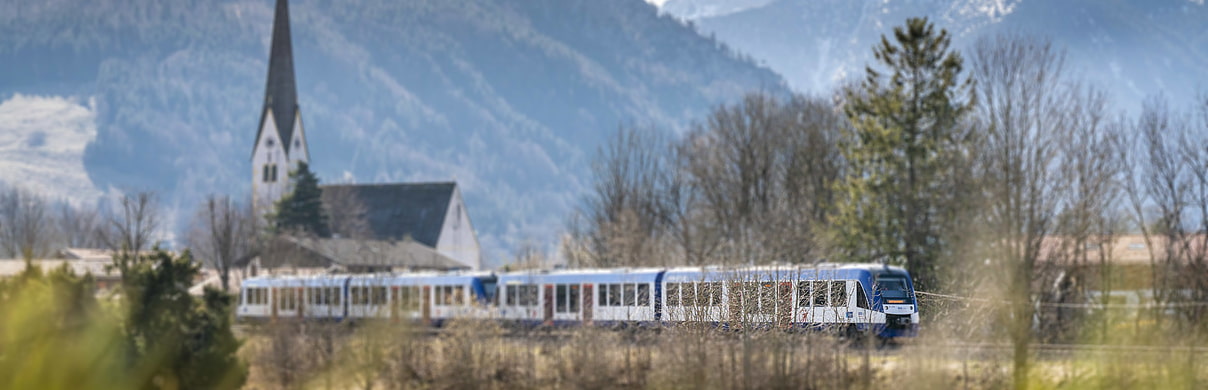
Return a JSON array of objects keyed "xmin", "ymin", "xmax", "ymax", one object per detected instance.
[
  {"xmin": 254, "ymin": 0, "xmax": 300, "ymax": 157},
  {"xmin": 257, "ymin": 236, "xmax": 468, "ymax": 271},
  {"xmin": 320, "ymin": 182, "xmax": 457, "ymax": 247}
]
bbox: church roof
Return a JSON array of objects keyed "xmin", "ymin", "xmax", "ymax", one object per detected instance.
[
  {"xmin": 259, "ymin": 236, "xmax": 469, "ymax": 271},
  {"xmin": 254, "ymin": 0, "xmax": 300, "ymax": 156},
  {"xmin": 320, "ymin": 182, "xmax": 457, "ymax": 247}
]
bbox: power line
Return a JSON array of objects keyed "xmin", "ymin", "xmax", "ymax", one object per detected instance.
[{"xmin": 915, "ymin": 290, "xmax": 1208, "ymax": 309}]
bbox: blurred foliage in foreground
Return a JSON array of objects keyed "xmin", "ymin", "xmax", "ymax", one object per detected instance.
[{"xmin": 0, "ymin": 249, "xmax": 246, "ymax": 390}]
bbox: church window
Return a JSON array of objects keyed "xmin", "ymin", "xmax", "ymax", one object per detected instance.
[
  {"xmin": 295, "ymin": 139, "xmax": 301, "ymax": 149},
  {"xmin": 270, "ymin": 164, "xmax": 279, "ymax": 182},
  {"xmin": 266, "ymin": 138, "xmax": 275, "ymax": 148},
  {"xmin": 262, "ymin": 165, "xmax": 271, "ymax": 183}
]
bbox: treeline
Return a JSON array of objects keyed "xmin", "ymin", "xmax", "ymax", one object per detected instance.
[
  {"xmin": 566, "ymin": 17, "xmax": 1208, "ymax": 387},
  {"xmin": 0, "ymin": 189, "xmax": 248, "ymax": 389}
]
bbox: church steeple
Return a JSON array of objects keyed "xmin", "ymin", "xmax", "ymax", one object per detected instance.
[
  {"xmin": 252, "ymin": 0, "xmax": 310, "ymax": 218},
  {"xmin": 255, "ymin": 0, "xmax": 301, "ymax": 156}
]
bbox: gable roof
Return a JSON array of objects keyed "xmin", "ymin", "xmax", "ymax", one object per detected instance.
[
  {"xmin": 253, "ymin": 0, "xmax": 300, "ymax": 157},
  {"xmin": 320, "ymin": 182, "xmax": 457, "ymax": 247},
  {"xmin": 258, "ymin": 236, "xmax": 468, "ymax": 271}
]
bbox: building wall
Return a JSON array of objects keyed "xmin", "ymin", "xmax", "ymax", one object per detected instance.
[
  {"xmin": 252, "ymin": 110, "xmax": 308, "ymax": 218},
  {"xmin": 435, "ymin": 186, "xmax": 481, "ymax": 269}
]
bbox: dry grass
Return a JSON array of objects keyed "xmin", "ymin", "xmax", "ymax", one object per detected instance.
[{"xmin": 241, "ymin": 319, "xmax": 1208, "ymax": 390}]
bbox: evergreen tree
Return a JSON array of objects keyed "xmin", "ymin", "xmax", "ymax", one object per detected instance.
[
  {"xmin": 830, "ymin": 17, "xmax": 974, "ymax": 291},
  {"xmin": 119, "ymin": 249, "xmax": 248, "ymax": 390},
  {"xmin": 272, "ymin": 162, "xmax": 330, "ymax": 237}
]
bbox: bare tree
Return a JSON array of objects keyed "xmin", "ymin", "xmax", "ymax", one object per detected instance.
[
  {"xmin": 187, "ymin": 195, "xmax": 259, "ymax": 291},
  {"xmin": 570, "ymin": 124, "xmax": 678, "ymax": 268},
  {"xmin": 682, "ymin": 93, "xmax": 842, "ymax": 264},
  {"xmin": 0, "ymin": 187, "xmax": 57, "ymax": 260},
  {"xmin": 569, "ymin": 92, "xmax": 844, "ymax": 268},
  {"xmin": 1120, "ymin": 97, "xmax": 1195, "ymax": 333},
  {"xmin": 56, "ymin": 201, "xmax": 103, "ymax": 249},
  {"xmin": 323, "ymin": 185, "xmax": 371, "ymax": 240},
  {"xmin": 100, "ymin": 191, "xmax": 161, "ymax": 276},
  {"xmin": 971, "ymin": 33, "xmax": 1080, "ymax": 389},
  {"xmin": 1179, "ymin": 92, "xmax": 1208, "ymax": 333}
]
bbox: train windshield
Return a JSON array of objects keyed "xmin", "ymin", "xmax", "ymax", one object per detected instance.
[{"xmin": 874, "ymin": 277, "xmax": 911, "ymax": 299}]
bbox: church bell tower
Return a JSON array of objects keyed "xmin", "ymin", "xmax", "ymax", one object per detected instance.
[{"xmin": 252, "ymin": 0, "xmax": 309, "ymax": 218}]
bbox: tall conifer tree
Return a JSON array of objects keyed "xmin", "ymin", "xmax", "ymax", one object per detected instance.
[
  {"xmin": 831, "ymin": 17, "xmax": 974, "ymax": 291},
  {"xmin": 272, "ymin": 162, "xmax": 330, "ymax": 237}
]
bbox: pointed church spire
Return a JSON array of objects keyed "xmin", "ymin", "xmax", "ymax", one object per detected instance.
[{"xmin": 256, "ymin": 0, "xmax": 300, "ymax": 155}]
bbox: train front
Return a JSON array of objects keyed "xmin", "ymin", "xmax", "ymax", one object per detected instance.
[{"xmin": 873, "ymin": 267, "xmax": 919, "ymax": 338}]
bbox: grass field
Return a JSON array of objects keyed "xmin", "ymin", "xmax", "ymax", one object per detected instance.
[{"xmin": 238, "ymin": 320, "xmax": 1208, "ymax": 390}]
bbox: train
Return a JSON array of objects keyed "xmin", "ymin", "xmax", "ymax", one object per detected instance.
[{"xmin": 237, "ymin": 263, "xmax": 919, "ymax": 338}]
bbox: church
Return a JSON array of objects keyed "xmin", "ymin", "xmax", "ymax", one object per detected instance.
[{"xmin": 248, "ymin": 0, "xmax": 481, "ymax": 271}]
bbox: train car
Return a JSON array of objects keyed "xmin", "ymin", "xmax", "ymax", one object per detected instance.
[
  {"xmin": 236, "ymin": 263, "xmax": 917, "ymax": 338},
  {"xmin": 239, "ymin": 275, "xmax": 343, "ymax": 321},
  {"xmin": 496, "ymin": 268, "xmax": 665, "ymax": 327},
  {"xmin": 662, "ymin": 264, "xmax": 918, "ymax": 338},
  {"xmin": 368, "ymin": 272, "xmax": 495, "ymax": 325}
]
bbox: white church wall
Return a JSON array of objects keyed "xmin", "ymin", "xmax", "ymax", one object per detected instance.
[
  {"xmin": 287, "ymin": 112, "xmax": 309, "ymax": 167},
  {"xmin": 252, "ymin": 111, "xmax": 289, "ymax": 218},
  {"xmin": 435, "ymin": 186, "xmax": 481, "ymax": 270}
]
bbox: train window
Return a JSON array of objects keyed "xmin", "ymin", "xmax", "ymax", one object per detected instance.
[
  {"xmin": 874, "ymin": 277, "xmax": 911, "ymax": 299},
  {"xmin": 555, "ymin": 284, "xmax": 569, "ymax": 313},
  {"xmin": 743, "ymin": 282, "xmax": 762, "ymax": 315},
  {"xmin": 797, "ymin": 281, "xmax": 811, "ymax": 307},
  {"xmin": 856, "ymin": 283, "xmax": 869, "ymax": 309},
  {"xmin": 666, "ymin": 283, "xmax": 680, "ymax": 306},
  {"xmin": 507, "ymin": 286, "xmax": 518, "ymax": 306},
  {"xmin": 598, "ymin": 284, "xmax": 608, "ymax": 307},
  {"xmin": 373, "ymin": 287, "xmax": 387, "ymax": 306},
  {"xmin": 758, "ymin": 282, "xmax": 775, "ymax": 315},
  {"xmin": 830, "ymin": 281, "xmax": 848, "ymax": 307},
  {"xmin": 685, "ymin": 283, "xmax": 699, "ymax": 306},
  {"xmin": 814, "ymin": 282, "xmax": 828, "ymax": 306},
  {"xmin": 523, "ymin": 285, "xmax": 539, "ymax": 306},
  {"xmin": 608, "ymin": 284, "xmax": 621, "ymax": 306},
  {"xmin": 706, "ymin": 282, "xmax": 722, "ymax": 306},
  {"xmin": 569, "ymin": 285, "xmax": 580, "ymax": 313},
  {"xmin": 330, "ymin": 287, "xmax": 341, "ymax": 306},
  {"xmin": 452, "ymin": 286, "xmax": 465, "ymax": 306},
  {"xmin": 623, "ymin": 284, "xmax": 635, "ymax": 306},
  {"xmin": 637, "ymin": 284, "xmax": 649, "ymax": 307}
]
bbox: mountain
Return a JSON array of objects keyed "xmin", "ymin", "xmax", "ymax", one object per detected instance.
[
  {"xmin": 0, "ymin": 0, "xmax": 787, "ymax": 265},
  {"xmin": 658, "ymin": 0, "xmax": 1208, "ymax": 111}
]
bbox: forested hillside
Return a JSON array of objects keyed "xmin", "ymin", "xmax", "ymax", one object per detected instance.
[{"xmin": 0, "ymin": 0, "xmax": 786, "ymax": 262}]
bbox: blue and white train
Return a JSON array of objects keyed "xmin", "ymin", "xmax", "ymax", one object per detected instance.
[{"xmin": 237, "ymin": 263, "xmax": 919, "ymax": 338}]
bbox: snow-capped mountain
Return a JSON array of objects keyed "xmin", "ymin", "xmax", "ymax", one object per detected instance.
[{"xmin": 659, "ymin": 0, "xmax": 1207, "ymax": 110}]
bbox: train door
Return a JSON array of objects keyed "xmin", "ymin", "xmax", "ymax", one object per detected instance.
[
  {"xmin": 391, "ymin": 286, "xmax": 400, "ymax": 321},
  {"xmin": 270, "ymin": 288, "xmax": 279, "ymax": 321},
  {"xmin": 777, "ymin": 282, "xmax": 793, "ymax": 328},
  {"xmin": 543, "ymin": 284, "xmax": 554, "ymax": 325},
  {"xmin": 422, "ymin": 286, "xmax": 432, "ymax": 324},
  {"xmin": 583, "ymin": 284, "xmax": 594, "ymax": 325},
  {"xmin": 297, "ymin": 287, "xmax": 305, "ymax": 319}
]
